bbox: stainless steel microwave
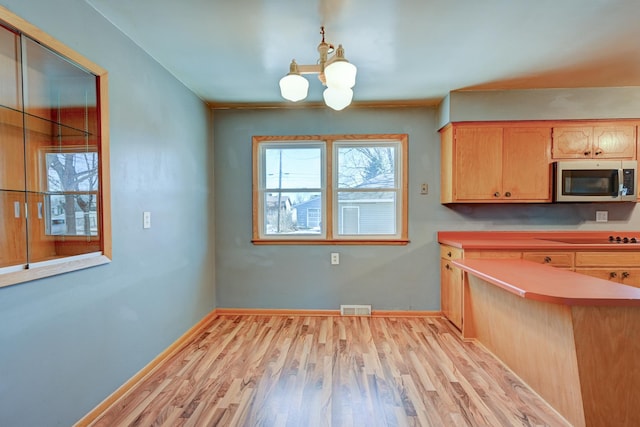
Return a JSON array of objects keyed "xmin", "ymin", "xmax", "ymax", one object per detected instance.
[{"xmin": 553, "ymin": 160, "xmax": 637, "ymax": 202}]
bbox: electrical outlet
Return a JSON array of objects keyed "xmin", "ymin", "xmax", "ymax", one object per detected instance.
[
  {"xmin": 596, "ymin": 211, "xmax": 608, "ymax": 223},
  {"xmin": 143, "ymin": 211, "xmax": 151, "ymax": 229},
  {"xmin": 420, "ymin": 183, "xmax": 428, "ymax": 195},
  {"xmin": 331, "ymin": 252, "xmax": 339, "ymax": 265}
]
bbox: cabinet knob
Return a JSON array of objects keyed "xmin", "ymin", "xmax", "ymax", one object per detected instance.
[
  {"xmin": 622, "ymin": 271, "xmax": 630, "ymax": 279},
  {"xmin": 609, "ymin": 272, "xmax": 618, "ymax": 279},
  {"xmin": 584, "ymin": 151, "xmax": 591, "ymax": 156},
  {"xmin": 445, "ymin": 264, "xmax": 451, "ymax": 270},
  {"xmin": 493, "ymin": 192, "xmax": 500, "ymax": 197},
  {"xmin": 447, "ymin": 251, "xmax": 452, "ymax": 257},
  {"xmin": 544, "ymin": 256, "xmax": 552, "ymax": 263},
  {"xmin": 505, "ymin": 191, "xmax": 512, "ymax": 197},
  {"xmin": 594, "ymin": 150, "xmax": 602, "ymax": 156}
]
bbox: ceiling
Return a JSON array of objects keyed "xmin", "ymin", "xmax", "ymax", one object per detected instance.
[{"xmin": 84, "ymin": 0, "xmax": 640, "ymax": 107}]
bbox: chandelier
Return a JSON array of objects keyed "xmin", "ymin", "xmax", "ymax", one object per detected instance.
[{"xmin": 279, "ymin": 27, "xmax": 357, "ymax": 111}]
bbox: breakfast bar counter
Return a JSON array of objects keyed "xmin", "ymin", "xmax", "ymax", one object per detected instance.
[
  {"xmin": 450, "ymin": 252, "xmax": 640, "ymax": 427},
  {"xmin": 453, "ymin": 257, "xmax": 640, "ymax": 306}
]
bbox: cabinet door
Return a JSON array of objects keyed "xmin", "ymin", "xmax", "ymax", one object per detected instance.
[
  {"xmin": 26, "ymin": 193, "xmax": 56, "ymax": 263},
  {"xmin": 0, "ymin": 109, "xmax": 25, "ymax": 192},
  {"xmin": 454, "ymin": 127, "xmax": 503, "ymax": 200},
  {"xmin": 441, "ymin": 258, "xmax": 462, "ymax": 329},
  {"xmin": 618, "ymin": 269, "xmax": 640, "ymax": 288},
  {"xmin": 0, "ymin": 191, "xmax": 27, "ymax": 268},
  {"xmin": 575, "ymin": 268, "xmax": 620, "ymax": 282},
  {"xmin": 577, "ymin": 267, "xmax": 640, "ymax": 288},
  {"xmin": 552, "ymin": 127, "xmax": 593, "ymax": 159},
  {"xmin": 502, "ymin": 127, "xmax": 551, "ymax": 201},
  {"xmin": 593, "ymin": 126, "xmax": 636, "ymax": 159}
]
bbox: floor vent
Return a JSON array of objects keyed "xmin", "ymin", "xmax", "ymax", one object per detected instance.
[{"xmin": 340, "ymin": 304, "xmax": 372, "ymax": 316}]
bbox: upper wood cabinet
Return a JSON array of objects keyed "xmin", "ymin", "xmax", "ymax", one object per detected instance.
[
  {"xmin": 441, "ymin": 123, "xmax": 552, "ymax": 203},
  {"xmin": 552, "ymin": 124, "xmax": 636, "ymax": 159}
]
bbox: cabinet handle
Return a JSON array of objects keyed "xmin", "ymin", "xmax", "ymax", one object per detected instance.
[
  {"xmin": 447, "ymin": 251, "xmax": 452, "ymax": 257},
  {"xmin": 543, "ymin": 256, "xmax": 552, "ymax": 263},
  {"xmin": 14, "ymin": 201, "xmax": 20, "ymax": 218},
  {"xmin": 609, "ymin": 272, "xmax": 618, "ymax": 279},
  {"xmin": 583, "ymin": 151, "xmax": 591, "ymax": 156},
  {"xmin": 505, "ymin": 191, "xmax": 512, "ymax": 197},
  {"xmin": 594, "ymin": 150, "xmax": 602, "ymax": 156},
  {"xmin": 493, "ymin": 192, "xmax": 500, "ymax": 197},
  {"xmin": 622, "ymin": 272, "xmax": 630, "ymax": 279}
]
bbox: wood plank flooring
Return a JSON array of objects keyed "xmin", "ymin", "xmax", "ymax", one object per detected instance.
[{"xmin": 86, "ymin": 315, "xmax": 569, "ymax": 426}]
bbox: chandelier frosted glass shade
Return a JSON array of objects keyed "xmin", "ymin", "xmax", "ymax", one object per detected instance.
[
  {"xmin": 278, "ymin": 28, "xmax": 357, "ymax": 110},
  {"xmin": 323, "ymin": 87, "xmax": 353, "ymax": 111},
  {"xmin": 324, "ymin": 45, "xmax": 357, "ymax": 90},
  {"xmin": 279, "ymin": 61, "xmax": 309, "ymax": 102}
]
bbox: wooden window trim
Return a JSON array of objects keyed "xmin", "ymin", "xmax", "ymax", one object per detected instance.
[
  {"xmin": 252, "ymin": 134, "xmax": 409, "ymax": 245},
  {"xmin": 0, "ymin": 6, "xmax": 111, "ymax": 288}
]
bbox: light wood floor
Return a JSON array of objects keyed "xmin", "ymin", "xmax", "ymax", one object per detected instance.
[{"xmin": 87, "ymin": 315, "xmax": 569, "ymax": 426}]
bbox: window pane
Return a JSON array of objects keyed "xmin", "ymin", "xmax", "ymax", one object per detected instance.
[
  {"xmin": 264, "ymin": 192, "xmax": 322, "ymax": 235},
  {"xmin": 45, "ymin": 193, "xmax": 98, "ymax": 236},
  {"xmin": 337, "ymin": 191, "xmax": 396, "ymax": 235},
  {"xmin": 46, "ymin": 152, "xmax": 99, "ymax": 192},
  {"xmin": 337, "ymin": 145, "xmax": 396, "ymax": 189},
  {"xmin": 265, "ymin": 147, "xmax": 321, "ymax": 189},
  {"xmin": 23, "ymin": 36, "xmax": 98, "ymax": 134}
]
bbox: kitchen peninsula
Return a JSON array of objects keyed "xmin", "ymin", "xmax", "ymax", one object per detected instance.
[{"xmin": 438, "ymin": 231, "xmax": 640, "ymax": 427}]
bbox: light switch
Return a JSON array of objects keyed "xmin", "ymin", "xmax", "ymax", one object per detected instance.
[{"xmin": 143, "ymin": 211, "xmax": 151, "ymax": 229}]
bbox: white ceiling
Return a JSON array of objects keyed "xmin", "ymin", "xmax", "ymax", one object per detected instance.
[{"xmin": 85, "ymin": 0, "xmax": 640, "ymax": 107}]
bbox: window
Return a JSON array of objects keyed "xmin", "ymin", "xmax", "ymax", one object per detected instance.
[{"xmin": 252, "ymin": 134, "xmax": 408, "ymax": 245}]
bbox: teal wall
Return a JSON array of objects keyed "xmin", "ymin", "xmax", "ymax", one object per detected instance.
[
  {"xmin": 214, "ymin": 107, "xmax": 442, "ymax": 311},
  {"xmin": 213, "ymin": 107, "xmax": 640, "ymax": 311},
  {"xmin": 0, "ymin": 1, "xmax": 215, "ymax": 426},
  {"xmin": 438, "ymin": 87, "xmax": 640, "ymax": 128}
]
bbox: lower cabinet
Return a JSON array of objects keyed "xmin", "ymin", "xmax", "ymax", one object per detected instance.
[
  {"xmin": 576, "ymin": 268, "xmax": 640, "ymax": 288},
  {"xmin": 0, "ymin": 190, "xmax": 27, "ymax": 268},
  {"xmin": 576, "ymin": 251, "xmax": 640, "ymax": 288},
  {"xmin": 439, "ymin": 246, "xmax": 576, "ymax": 330},
  {"xmin": 440, "ymin": 258, "xmax": 462, "ymax": 329}
]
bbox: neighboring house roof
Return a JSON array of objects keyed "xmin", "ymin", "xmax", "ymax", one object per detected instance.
[
  {"xmin": 292, "ymin": 173, "xmax": 396, "ymax": 209},
  {"xmin": 339, "ymin": 173, "xmax": 396, "ymax": 201},
  {"xmin": 352, "ymin": 173, "xmax": 395, "ymax": 189},
  {"xmin": 293, "ymin": 196, "xmax": 321, "ymax": 210}
]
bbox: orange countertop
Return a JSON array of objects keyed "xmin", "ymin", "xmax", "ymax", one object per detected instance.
[
  {"xmin": 438, "ymin": 230, "xmax": 640, "ymax": 250},
  {"xmin": 453, "ymin": 258, "xmax": 640, "ymax": 306}
]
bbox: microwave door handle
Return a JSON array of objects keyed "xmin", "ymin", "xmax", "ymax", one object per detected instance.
[{"xmin": 617, "ymin": 168, "xmax": 624, "ymax": 197}]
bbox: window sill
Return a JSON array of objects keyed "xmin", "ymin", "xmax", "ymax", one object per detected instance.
[
  {"xmin": 252, "ymin": 239, "xmax": 410, "ymax": 246},
  {"xmin": 0, "ymin": 253, "xmax": 111, "ymax": 289}
]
